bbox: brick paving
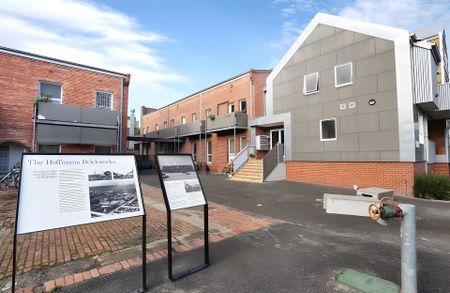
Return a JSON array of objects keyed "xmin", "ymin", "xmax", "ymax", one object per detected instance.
[{"xmin": 0, "ymin": 182, "xmax": 280, "ymax": 291}]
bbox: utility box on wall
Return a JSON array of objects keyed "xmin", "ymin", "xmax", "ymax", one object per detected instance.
[{"xmin": 256, "ymin": 135, "xmax": 269, "ymax": 150}]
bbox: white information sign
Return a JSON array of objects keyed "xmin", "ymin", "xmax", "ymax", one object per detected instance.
[
  {"xmin": 157, "ymin": 155, "xmax": 206, "ymax": 210},
  {"xmin": 17, "ymin": 154, "xmax": 144, "ymax": 234}
]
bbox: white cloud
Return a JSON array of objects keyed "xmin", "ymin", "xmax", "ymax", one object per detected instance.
[
  {"xmin": 268, "ymin": 20, "xmax": 305, "ymax": 49},
  {"xmin": 339, "ymin": 0, "xmax": 450, "ymax": 31},
  {"xmin": 0, "ymin": 0, "xmax": 188, "ymax": 116},
  {"xmin": 270, "ymin": 0, "xmax": 450, "ymax": 52}
]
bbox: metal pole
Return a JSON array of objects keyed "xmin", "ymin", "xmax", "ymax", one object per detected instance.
[
  {"xmin": 142, "ymin": 214, "xmax": 147, "ymax": 291},
  {"xmin": 399, "ymin": 204, "xmax": 417, "ymax": 293},
  {"xmin": 167, "ymin": 210, "xmax": 173, "ymax": 281},
  {"xmin": 204, "ymin": 204, "xmax": 209, "ymax": 265}
]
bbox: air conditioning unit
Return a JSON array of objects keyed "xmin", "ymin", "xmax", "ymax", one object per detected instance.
[{"xmin": 256, "ymin": 135, "xmax": 269, "ymax": 150}]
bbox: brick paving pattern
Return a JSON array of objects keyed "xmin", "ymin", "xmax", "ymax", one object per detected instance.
[{"xmin": 0, "ymin": 182, "xmax": 280, "ymax": 291}]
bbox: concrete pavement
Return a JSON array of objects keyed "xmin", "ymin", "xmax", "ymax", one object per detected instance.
[{"xmin": 60, "ymin": 171, "xmax": 450, "ymax": 292}]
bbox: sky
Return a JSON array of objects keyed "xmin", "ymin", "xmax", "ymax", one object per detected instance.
[{"xmin": 1, "ymin": 0, "xmax": 449, "ymax": 120}]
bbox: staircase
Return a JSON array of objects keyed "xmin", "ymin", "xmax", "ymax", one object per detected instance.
[{"xmin": 231, "ymin": 158, "xmax": 263, "ymax": 182}]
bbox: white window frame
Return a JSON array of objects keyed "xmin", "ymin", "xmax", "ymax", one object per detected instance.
[
  {"xmin": 170, "ymin": 119, "xmax": 175, "ymax": 127},
  {"xmin": 228, "ymin": 103, "xmax": 235, "ymax": 113},
  {"xmin": 320, "ymin": 118, "xmax": 337, "ymax": 141},
  {"xmin": 240, "ymin": 136, "xmax": 247, "ymax": 151},
  {"xmin": 206, "ymin": 108, "xmax": 212, "ymax": 118},
  {"xmin": 239, "ymin": 99, "xmax": 247, "ymax": 112},
  {"xmin": 192, "ymin": 113, "xmax": 197, "ymax": 122},
  {"xmin": 95, "ymin": 90, "xmax": 113, "ymax": 110},
  {"xmin": 207, "ymin": 141, "xmax": 212, "ymax": 163},
  {"xmin": 181, "ymin": 116, "xmax": 186, "ymax": 125},
  {"xmin": 39, "ymin": 81, "xmax": 63, "ymax": 104},
  {"xmin": 163, "ymin": 121, "xmax": 168, "ymax": 128},
  {"xmin": 303, "ymin": 72, "xmax": 319, "ymax": 95},
  {"xmin": 155, "ymin": 124, "xmax": 159, "ymax": 131},
  {"xmin": 334, "ymin": 62, "xmax": 353, "ymax": 88}
]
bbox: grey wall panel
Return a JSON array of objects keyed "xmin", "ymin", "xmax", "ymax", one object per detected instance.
[
  {"xmin": 359, "ymin": 130, "xmax": 399, "ymax": 151},
  {"xmin": 81, "ymin": 108, "xmax": 117, "ymax": 126},
  {"xmin": 309, "ymin": 152, "xmax": 341, "ymax": 161},
  {"xmin": 271, "ymin": 25, "xmax": 400, "ymax": 162},
  {"xmin": 380, "ymin": 151, "xmax": 400, "ymax": 161},
  {"xmin": 38, "ymin": 103, "xmax": 81, "ymax": 122},
  {"xmin": 379, "ymin": 110, "xmax": 399, "ymax": 131},
  {"xmin": 80, "ymin": 128, "xmax": 116, "ymax": 145},
  {"xmin": 37, "ymin": 124, "xmax": 81, "ymax": 144}
]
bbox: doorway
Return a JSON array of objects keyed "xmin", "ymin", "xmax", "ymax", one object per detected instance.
[{"xmin": 270, "ymin": 129, "xmax": 284, "ymax": 149}]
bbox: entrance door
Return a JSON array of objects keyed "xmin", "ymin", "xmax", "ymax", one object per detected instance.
[
  {"xmin": 270, "ymin": 129, "xmax": 284, "ymax": 149},
  {"xmin": 228, "ymin": 138, "xmax": 235, "ymax": 162}
]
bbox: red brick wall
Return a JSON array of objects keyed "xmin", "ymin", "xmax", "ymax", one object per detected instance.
[
  {"xmin": 141, "ymin": 70, "xmax": 270, "ymax": 134},
  {"xmin": 429, "ymin": 163, "xmax": 450, "ymax": 176},
  {"xmin": 141, "ymin": 70, "xmax": 269, "ymax": 171},
  {"xmin": 286, "ymin": 161, "xmax": 417, "ymax": 195},
  {"xmin": 0, "ymin": 51, "xmax": 129, "ymax": 153}
]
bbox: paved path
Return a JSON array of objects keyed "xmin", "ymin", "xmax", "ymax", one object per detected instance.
[
  {"xmin": 0, "ymin": 181, "xmax": 278, "ymax": 291},
  {"xmin": 59, "ymin": 171, "xmax": 450, "ymax": 293}
]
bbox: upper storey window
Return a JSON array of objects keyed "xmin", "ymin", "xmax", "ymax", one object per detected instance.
[
  {"xmin": 39, "ymin": 82, "xmax": 62, "ymax": 103},
  {"xmin": 303, "ymin": 72, "xmax": 319, "ymax": 95},
  {"xmin": 335, "ymin": 62, "xmax": 353, "ymax": 87},
  {"xmin": 95, "ymin": 91, "xmax": 113, "ymax": 109}
]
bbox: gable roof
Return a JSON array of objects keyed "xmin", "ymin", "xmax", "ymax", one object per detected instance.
[{"xmin": 267, "ymin": 13, "xmax": 409, "ymax": 87}]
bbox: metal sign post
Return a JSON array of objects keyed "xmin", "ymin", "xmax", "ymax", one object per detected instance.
[{"xmin": 155, "ymin": 154, "xmax": 209, "ymax": 281}]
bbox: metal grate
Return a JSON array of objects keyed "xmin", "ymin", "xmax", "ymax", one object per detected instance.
[{"xmin": 96, "ymin": 91, "xmax": 112, "ymax": 109}]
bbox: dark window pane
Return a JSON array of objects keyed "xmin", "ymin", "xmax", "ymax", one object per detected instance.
[
  {"xmin": 40, "ymin": 82, "xmax": 61, "ymax": 103},
  {"xmin": 321, "ymin": 120, "xmax": 336, "ymax": 140},
  {"xmin": 39, "ymin": 145, "xmax": 59, "ymax": 153}
]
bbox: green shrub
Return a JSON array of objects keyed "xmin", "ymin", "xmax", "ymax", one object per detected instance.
[{"xmin": 414, "ymin": 174, "xmax": 450, "ymax": 201}]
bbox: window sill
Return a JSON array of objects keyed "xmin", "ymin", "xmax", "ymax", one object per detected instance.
[
  {"xmin": 303, "ymin": 90, "xmax": 319, "ymax": 96},
  {"xmin": 320, "ymin": 138, "xmax": 337, "ymax": 141},
  {"xmin": 335, "ymin": 82, "xmax": 353, "ymax": 88}
]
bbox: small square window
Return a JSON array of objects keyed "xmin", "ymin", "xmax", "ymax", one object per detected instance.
[
  {"xmin": 303, "ymin": 72, "xmax": 319, "ymax": 94},
  {"xmin": 40, "ymin": 82, "xmax": 62, "ymax": 103},
  {"xmin": 335, "ymin": 62, "xmax": 353, "ymax": 87},
  {"xmin": 320, "ymin": 119, "xmax": 337, "ymax": 141},
  {"xmin": 96, "ymin": 91, "xmax": 112, "ymax": 109}
]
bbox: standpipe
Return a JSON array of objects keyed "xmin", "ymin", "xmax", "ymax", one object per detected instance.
[{"xmin": 368, "ymin": 197, "xmax": 417, "ymax": 293}]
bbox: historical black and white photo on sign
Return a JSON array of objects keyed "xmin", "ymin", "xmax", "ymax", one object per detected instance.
[
  {"xmin": 88, "ymin": 167, "xmax": 139, "ymax": 218},
  {"xmin": 157, "ymin": 155, "xmax": 196, "ymax": 181},
  {"xmin": 184, "ymin": 179, "xmax": 201, "ymax": 193}
]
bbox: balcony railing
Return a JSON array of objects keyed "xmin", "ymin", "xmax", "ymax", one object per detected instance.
[
  {"xmin": 429, "ymin": 83, "xmax": 450, "ymax": 119},
  {"xmin": 206, "ymin": 112, "xmax": 247, "ymax": 132},
  {"xmin": 145, "ymin": 120, "xmax": 205, "ymax": 139},
  {"xmin": 35, "ymin": 102, "xmax": 118, "ymax": 145},
  {"xmin": 232, "ymin": 145, "xmax": 256, "ymax": 174}
]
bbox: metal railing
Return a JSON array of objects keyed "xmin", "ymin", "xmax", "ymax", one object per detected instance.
[
  {"xmin": 232, "ymin": 145, "xmax": 256, "ymax": 173},
  {"xmin": 263, "ymin": 143, "xmax": 284, "ymax": 181}
]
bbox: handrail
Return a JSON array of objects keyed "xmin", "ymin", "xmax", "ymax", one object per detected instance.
[
  {"xmin": 262, "ymin": 143, "xmax": 284, "ymax": 180},
  {"xmin": 232, "ymin": 145, "xmax": 256, "ymax": 173}
]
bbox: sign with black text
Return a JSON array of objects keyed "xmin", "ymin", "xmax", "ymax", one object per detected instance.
[
  {"xmin": 17, "ymin": 154, "xmax": 144, "ymax": 234},
  {"xmin": 156, "ymin": 155, "xmax": 206, "ymax": 210}
]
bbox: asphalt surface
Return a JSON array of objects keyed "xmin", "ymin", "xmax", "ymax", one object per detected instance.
[{"xmin": 61, "ymin": 171, "xmax": 450, "ymax": 293}]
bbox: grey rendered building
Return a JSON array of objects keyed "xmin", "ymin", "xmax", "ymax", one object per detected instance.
[{"xmin": 247, "ymin": 13, "xmax": 449, "ymax": 194}]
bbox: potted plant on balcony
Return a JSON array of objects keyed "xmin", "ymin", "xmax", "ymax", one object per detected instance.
[
  {"xmin": 208, "ymin": 114, "xmax": 216, "ymax": 121},
  {"xmin": 34, "ymin": 94, "xmax": 51, "ymax": 103}
]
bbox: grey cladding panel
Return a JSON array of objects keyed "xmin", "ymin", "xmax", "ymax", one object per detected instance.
[
  {"xmin": 272, "ymin": 25, "xmax": 400, "ymax": 162},
  {"xmin": 81, "ymin": 128, "xmax": 116, "ymax": 145},
  {"xmin": 37, "ymin": 124, "xmax": 81, "ymax": 144}
]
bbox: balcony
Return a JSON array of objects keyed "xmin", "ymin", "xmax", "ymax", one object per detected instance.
[
  {"xmin": 429, "ymin": 83, "xmax": 450, "ymax": 119},
  {"xmin": 35, "ymin": 102, "xmax": 118, "ymax": 145},
  {"xmin": 411, "ymin": 45, "xmax": 439, "ymax": 111},
  {"xmin": 144, "ymin": 120, "xmax": 204, "ymax": 140},
  {"xmin": 206, "ymin": 112, "xmax": 248, "ymax": 133}
]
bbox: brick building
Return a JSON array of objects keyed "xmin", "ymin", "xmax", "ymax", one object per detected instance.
[
  {"xmin": 0, "ymin": 46, "xmax": 130, "ymax": 174},
  {"xmin": 138, "ymin": 70, "xmax": 270, "ymax": 172},
  {"xmin": 256, "ymin": 13, "xmax": 450, "ymax": 194},
  {"xmin": 138, "ymin": 14, "xmax": 450, "ymax": 195}
]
